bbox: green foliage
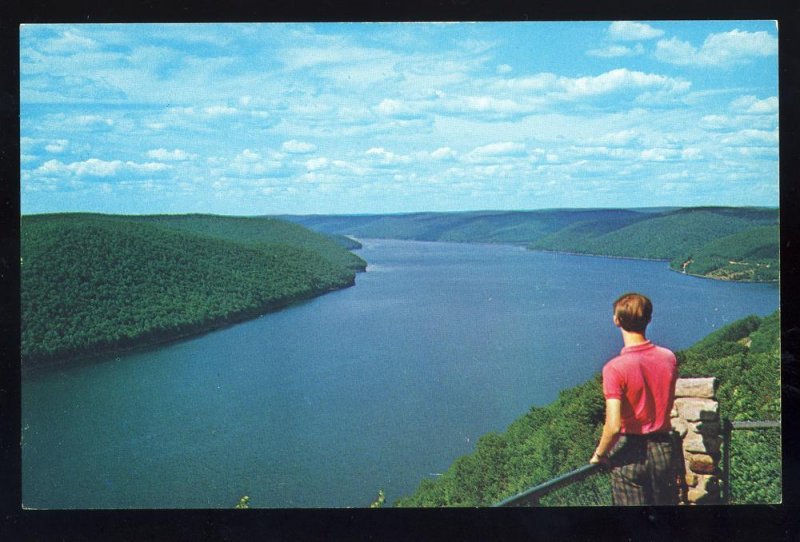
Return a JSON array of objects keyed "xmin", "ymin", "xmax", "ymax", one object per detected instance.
[
  {"xmin": 235, "ymin": 495, "xmax": 250, "ymax": 509},
  {"xmin": 21, "ymin": 213, "xmax": 365, "ymax": 366},
  {"xmin": 369, "ymin": 489, "xmax": 386, "ymax": 508},
  {"xmin": 285, "ymin": 207, "xmax": 778, "ymax": 282},
  {"xmin": 669, "ymin": 226, "xmax": 778, "ymax": 282},
  {"xmin": 531, "ymin": 207, "xmax": 776, "ymax": 263},
  {"xmin": 728, "ymin": 429, "xmax": 781, "ymax": 504},
  {"xmin": 285, "ymin": 209, "xmax": 653, "ymax": 244},
  {"xmin": 394, "ymin": 376, "xmax": 606, "ymax": 507},
  {"xmin": 396, "ymin": 311, "xmax": 780, "ymax": 507}
]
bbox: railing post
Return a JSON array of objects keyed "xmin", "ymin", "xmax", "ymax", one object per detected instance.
[
  {"xmin": 672, "ymin": 377, "xmax": 722, "ymax": 504},
  {"xmin": 722, "ymin": 418, "xmax": 732, "ymax": 504}
]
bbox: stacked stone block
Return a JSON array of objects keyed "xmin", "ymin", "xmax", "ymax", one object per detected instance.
[{"xmin": 671, "ymin": 377, "xmax": 722, "ymax": 504}]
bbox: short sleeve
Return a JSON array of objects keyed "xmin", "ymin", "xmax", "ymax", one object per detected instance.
[{"xmin": 602, "ymin": 364, "xmax": 623, "ymax": 400}]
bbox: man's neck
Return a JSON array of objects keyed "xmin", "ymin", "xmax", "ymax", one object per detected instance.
[{"xmin": 621, "ymin": 329, "xmax": 648, "ymax": 348}]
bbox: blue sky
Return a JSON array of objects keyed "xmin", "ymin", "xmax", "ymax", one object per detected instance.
[{"xmin": 20, "ymin": 21, "xmax": 779, "ymax": 215}]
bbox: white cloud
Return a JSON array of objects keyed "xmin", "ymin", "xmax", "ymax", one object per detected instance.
[
  {"xmin": 559, "ymin": 69, "xmax": 690, "ymax": 98},
  {"xmin": 305, "ymin": 157, "xmax": 329, "ymax": 171},
  {"xmin": 721, "ymin": 129, "xmax": 778, "ymax": 146},
  {"xmin": 681, "ymin": 148, "xmax": 703, "ymax": 160},
  {"xmin": 69, "ymin": 158, "xmax": 123, "ymax": 176},
  {"xmin": 128, "ymin": 161, "xmax": 170, "ymax": 173},
  {"xmin": 468, "ymin": 142, "xmax": 526, "ymax": 160},
  {"xmin": 45, "ymin": 139, "xmax": 69, "ymax": 153},
  {"xmin": 640, "ymin": 148, "xmax": 681, "ymax": 161},
  {"xmin": 587, "ymin": 44, "xmax": 644, "ymax": 58},
  {"xmin": 281, "ymin": 140, "xmax": 317, "ymax": 154},
  {"xmin": 593, "ymin": 129, "xmax": 640, "ymax": 146},
  {"xmin": 203, "ymin": 105, "xmax": 238, "ymax": 116},
  {"xmin": 41, "ymin": 29, "xmax": 100, "ymax": 54},
  {"xmin": 237, "ymin": 149, "xmax": 261, "ymax": 162},
  {"xmin": 496, "ymin": 64, "xmax": 513, "ymax": 74},
  {"xmin": 699, "ymin": 115, "xmax": 733, "ymax": 130},
  {"xmin": 75, "ymin": 115, "xmax": 114, "ymax": 127},
  {"xmin": 429, "ymin": 147, "xmax": 458, "ymax": 161},
  {"xmin": 730, "ymin": 95, "xmax": 778, "ymax": 114},
  {"xmin": 654, "ymin": 30, "xmax": 777, "ymax": 67},
  {"xmin": 375, "ymin": 98, "xmax": 424, "ymax": 119},
  {"xmin": 496, "ymin": 69, "xmax": 690, "ymax": 101},
  {"xmin": 608, "ymin": 21, "xmax": 664, "ymax": 41},
  {"xmin": 33, "ymin": 158, "xmax": 170, "ymax": 177},
  {"xmin": 146, "ymin": 148, "xmax": 197, "ymax": 161},
  {"xmin": 365, "ymin": 147, "xmax": 410, "ymax": 165}
]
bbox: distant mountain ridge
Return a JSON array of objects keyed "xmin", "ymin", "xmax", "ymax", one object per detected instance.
[{"xmin": 279, "ymin": 207, "xmax": 778, "ymax": 282}]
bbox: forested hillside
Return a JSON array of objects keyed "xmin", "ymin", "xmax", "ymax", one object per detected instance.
[
  {"xmin": 21, "ymin": 214, "xmax": 366, "ymax": 366},
  {"xmin": 395, "ymin": 311, "xmax": 780, "ymax": 506},
  {"xmin": 669, "ymin": 226, "xmax": 779, "ymax": 282},
  {"xmin": 282, "ymin": 207, "xmax": 778, "ymax": 282}
]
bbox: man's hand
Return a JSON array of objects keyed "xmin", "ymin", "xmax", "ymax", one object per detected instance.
[{"xmin": 590, "ymin": 451, "xmax": 609, "ymax": 465}]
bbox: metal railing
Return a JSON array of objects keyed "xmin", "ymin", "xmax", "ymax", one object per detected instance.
[
  {"xmin": 494, "ymin": 418, "xmax": 781, "ymax": 507},
  {"xmin": 722, "ymin": 419, "xmax": 781, "ymax": 504},
  {"xmin": 493, "ymin": 463, "xmax": 605, "ymax": 507}
]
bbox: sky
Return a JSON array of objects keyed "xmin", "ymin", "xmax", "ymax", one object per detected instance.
[{"xmin": 20, "ymin": 21, "xmax": 779, "ymax": 216}]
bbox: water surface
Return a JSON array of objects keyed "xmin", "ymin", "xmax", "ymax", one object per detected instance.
[{"xmin": 22, "ymin": 240, "xmax": 779, "ymax": 508}]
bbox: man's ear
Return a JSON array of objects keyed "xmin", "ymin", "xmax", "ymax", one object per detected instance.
[{"xmin": 612, "ymin": 314, "xmax": 620, "ymax": 327}]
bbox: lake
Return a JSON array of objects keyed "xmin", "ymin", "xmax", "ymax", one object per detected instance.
[{"xmin": 21, "ymin": 239, "xmax": 779, "ymax": 508}]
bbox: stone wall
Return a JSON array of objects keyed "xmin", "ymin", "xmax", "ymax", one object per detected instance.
[{"xmin": 671, "ymin": 377, "xmax": 722, "ymax": 504}]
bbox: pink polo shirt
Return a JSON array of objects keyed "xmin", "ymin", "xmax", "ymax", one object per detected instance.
[{"xmin": 602, "ymin": 341, "xmax": 678, "ymax": 435}]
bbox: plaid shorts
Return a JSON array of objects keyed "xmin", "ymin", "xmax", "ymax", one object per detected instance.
[{"xmin": 609, "ymin": 432, "xmax": 681, "ymax": 506}]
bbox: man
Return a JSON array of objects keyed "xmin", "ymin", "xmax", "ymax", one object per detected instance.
[{"xmin": 589, "ymin": 292, "xmax": 680, "ymax": 505}]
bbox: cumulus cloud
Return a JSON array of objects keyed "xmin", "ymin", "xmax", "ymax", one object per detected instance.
[
  {"xmin": 654, "ymin": 30, "xmax": 777, "ymax": 67},
  {"xmin": 281, "ymin": 140, "xmax": 317, "ymax": 154},
  {"xmin": 365, "ymin": 147, "xmax": 411, "ymax": 165},
  {"xmin": 467, "ymin": 142, "xmax": 526, "ymax": 162},
  {"xmin": 608, "ymin": 21, "xmax": 664, "ymax": 41},
  {"xmin": 305, "ymin": 157, "xmax": 329, "ymax": 171},
  {"xmin": 34, "ymin": 158, "xmax": 170, "ymax": 177},
  {"xmin": 429, "ymin": 147, "xmax": 458, "ymax": 161},
  {"xmin": 587, "ymin": 44, "xmax": 644, "ymax": 58},
  {"xmin": 639, "ymin": 148, "xmax": 681, "ymax": 161},
  {"xmin": 203, "ymin": 105, "xmax": 238, "ymax": 116},
  {"xmin": 593, "ymin": 129, "xmax": 640, "ymax": 147},
  {"xmin": 375, "ymin": 98, "xmax": 425, "ymax": 119},
  {"xmin": 45, "ymin": 139, "xmax": 69, "ymax": 153},
  {"xmin": 730, "ymin": 95, "xmax": 778, "ymax": 114},
  {"xmin": 497, "ymin": 68, "xmax": 690, "ymax": 101},
  {"xmin": 721, "ymin": 129, "xmax": 778, "ymax": 146},
  {"xmin": 559, "ymin": 68, "xmax": 690, "ymax": 98},
  {"xmin": 146, "ymin": 148, "xmax": 197, "ymax": 161}
]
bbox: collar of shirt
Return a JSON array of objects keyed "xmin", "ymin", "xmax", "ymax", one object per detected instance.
[{"xmin": 620, "ymin": 340, "xmax": 654, "ymax": 355}]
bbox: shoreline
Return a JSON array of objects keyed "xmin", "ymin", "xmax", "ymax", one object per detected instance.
[
  {"xmin": 22, "ymin": 275, "xmax": 359, "ymax": 376},
  {"xmin": 527, "ymin": 247, "xmax": 777, "ymax": 284},
  {"xmin": 22, "ymin": 240, "xmax": 775, "ymax": 374}
]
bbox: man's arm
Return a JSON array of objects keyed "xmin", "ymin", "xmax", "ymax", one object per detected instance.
[{"xmin": 590, "ymin": 398, "xmax": 621, "ymax": 464}]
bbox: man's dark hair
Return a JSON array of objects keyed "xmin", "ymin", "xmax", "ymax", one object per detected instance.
[{"xmin": 613, "ymin": 293, "xmax": 653, "ymax": 333}]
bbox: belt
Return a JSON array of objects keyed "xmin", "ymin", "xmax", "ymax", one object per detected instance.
[{"xmin": 623, "ymin": 432, "xmax": 674, "ymax": 443}]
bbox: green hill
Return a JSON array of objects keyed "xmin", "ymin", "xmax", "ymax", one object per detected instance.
[
  {"xmin": 530, "ymin": 207, "xmax": 776, "ymax": 260},
  {"xmin": 283, "ymin": 207, "xmax": 778, "ymax": 282},
  {"xmin": 395, "ymin": 311, "xmax": 780, "ymax": 506},
  {"xmin": 281, "ymin": 209, "xmax": 652, "ymax": 244},
  {"xmin": 670, "ymin": 225, "xmax": 779, "ymax": 282},
  {"xmin": 21, "ymin": 214, "xmax": 366, "ymax": 366}
]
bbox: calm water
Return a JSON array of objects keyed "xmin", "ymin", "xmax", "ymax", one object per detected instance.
[{"xmin": 22, "ymin": 240, "xmax": 779, "ymax": 508}]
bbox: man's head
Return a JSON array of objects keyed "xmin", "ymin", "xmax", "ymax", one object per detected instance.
[{"xmin": 612, "ymin": 293, "xmax": 652, "ymax": 333}]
